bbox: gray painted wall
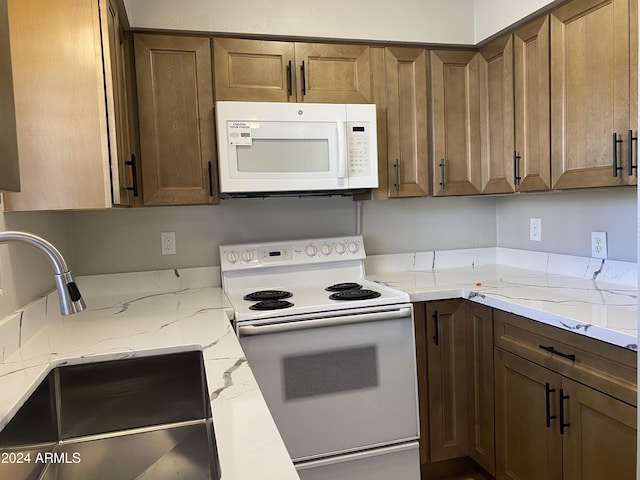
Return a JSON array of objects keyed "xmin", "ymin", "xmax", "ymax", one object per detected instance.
[{"xmin": 496, "ymin": 188, "xmax": 637, "ymax": 262}]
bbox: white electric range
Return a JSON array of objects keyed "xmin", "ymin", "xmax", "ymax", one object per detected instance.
[{"xmin": 220, "ymin": 236, "xmax": 420, "ymax": 480}]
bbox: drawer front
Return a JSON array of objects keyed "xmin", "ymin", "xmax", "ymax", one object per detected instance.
[{"xmin": 494, "ymin": 310, "xmax": 637, "ymax": 406}]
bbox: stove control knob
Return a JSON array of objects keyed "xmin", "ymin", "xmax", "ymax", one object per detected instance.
[
  {"xmin": 348, "ymin": 241, "xmax": 360, "ymax": 254},
  {"xmin": 242, "ymin": 249, "xmax": 255, "ymax": 262},
  {"xmin": 305, "ymin": 245, "xmax": 318, "ymax": 257},
  {"xmin": 321, "ymin": 244, "xmax": 333, "ymax": 255},
  {"xmin": 335, "ymin": 242, "xmax": 347, "ymax": 254},
  {"xmin": 226, "ymin": 250, "xmax": 240, "ymax": 263}
]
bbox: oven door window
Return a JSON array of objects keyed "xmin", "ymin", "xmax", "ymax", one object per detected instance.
[{"xmin": 239, "ymin": 311, "xmax": 418, "ymax": 462}]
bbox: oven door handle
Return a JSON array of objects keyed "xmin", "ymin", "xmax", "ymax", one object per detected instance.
[{"xmin": 237, "ymin": 307, "xmax": 412, "ymax": 336}]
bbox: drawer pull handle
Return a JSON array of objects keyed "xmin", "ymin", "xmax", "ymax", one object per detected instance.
[
  {"xmin": 559, "ymin": 388, "xmax": 570, "ymax": 435},
  {"xmin": 538, "ymin": 345, "xmax": 575, "ymax": 361},
  {"xmin": 545, "ymin": 382, "xmax": 556, "ymax": 428}
]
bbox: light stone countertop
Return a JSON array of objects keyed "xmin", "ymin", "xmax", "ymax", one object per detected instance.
[
  {"xmin": 0, "ymin": 248, "xmax": 637, "ymax": 480},
  {"xmin": 365, "ymin": 248, "xmax": 638, "ymax": 350},
  {"xmin": 0, "ymin": 267, "xmax": 300, "ymax": 480}
]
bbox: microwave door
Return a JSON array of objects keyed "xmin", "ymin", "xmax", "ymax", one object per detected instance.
[{"xmin": 222, "ymin": 121, "xmax": 347, "ymax": 193}]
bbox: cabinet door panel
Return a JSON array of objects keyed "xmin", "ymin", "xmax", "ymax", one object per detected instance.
[
  {"xmin": 562, "ymin": 377, "xmax": 636, "ymax": 480},
  {"xmin": 430, "ymin": 50, "xmax": 482, "ymax": 196},
  {"xmin": 295, "ymin": 43, "xmax": 371, "ymax": 103},
  {"xmin": 135, "ymin": 35, "xmax": 216, "ymax": 205},
  {"xmin": 3, "ymin": 0, "xmax": 112, "ymax": 210},
  {"xmin": 213, "ymin": 38, "xmax": 295, "ymax": 102},
  {"xmin": 465, "ymin": 303, "xmax": 495, "ymax": 476},
  {"xmin": 480, "ymin": 35, "xmax": 515, "ymax": 194},
  {"xmin": 551, "ymin": 0, "xmax": 631, "ymax": 188},
  {"xmin": 495, "ymin": 348, "xmax": 563, "ymax": 480},
  {"xmin": 385, "ymin": 47, "xmax": 429, "ymax": 197},
  {"xmin": 425, "ymin": 300, "xmax": 468, "ymax": 462},
  {"xmin": 514, "ymin": 16, "xmax": 551, "ymax": 192}
]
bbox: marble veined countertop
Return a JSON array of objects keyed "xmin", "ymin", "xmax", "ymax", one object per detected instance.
[
  {"xmin": 0, "ymin": 267, "xmax": 300, "ymax": 480},
  {"xmin": 365, "ymin": 247, "xmax": 638, "ymax": 350}
]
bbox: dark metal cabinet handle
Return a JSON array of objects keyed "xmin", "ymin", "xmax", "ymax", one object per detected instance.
[
  {"xmin": 439, "ymin": 159, "xmax": 446, "ymax": 189},
  {"xmin": 125, "ymin": 154, "xmax": 139, "ymax": 197},
  {"xmin": 513, "ymin": 151, "xmax": 522, "ymax": 186},
  {"xmin": 208, "ymin": 161, "xmax": 214, "ymax": 197},
  {"xmin": 394, "ymin": 159, "xmax": 400, "ymax": 193},
  {"xmin": 628, "ymin": 130, "xmax": 637, "ymax": 176},
  {"xmin": 539, "ymin": 345, "xmax": 576, "ymax": 361},
  {"xmin": 432, "ymin": 311, "xmax": 440, "ymax": 346},
  {"xmin": 286, "ymin": 60, "xmax": 293, "ymax": 97},
  {"xmin": 613, "ymin": 132, "xmax": 623, "ymax": 177},
  {"xmin": 545, "ymin": 382, "xmax": 557, "ymax": 428},
  {"xmin": 559, "ymin": 389, "xmax": 570, "ymax": 435},
  {"xmin": 301, "ymin": 60, "xmax": 307, "ymax": 95}
]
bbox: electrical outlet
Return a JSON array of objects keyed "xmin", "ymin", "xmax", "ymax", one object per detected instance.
[
  {"xmin": 591, "ymin": 231, "xmax": 607, "ymax": 259},
  {"xmin": 530, "ymin": 218, "xmax": 541, "ymax": 242},
  {"xmin": 161, "ymin": 232, "xmax": 176, "ymax": 255}
]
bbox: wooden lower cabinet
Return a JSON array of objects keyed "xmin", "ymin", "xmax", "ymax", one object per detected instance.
[
  {"xmin": 495, "ymin": 348, "xmax": 637, "ymax": 480},
  {"xmin": 415, "ymin": 301, "xmax": 495, "ymax": 477}
]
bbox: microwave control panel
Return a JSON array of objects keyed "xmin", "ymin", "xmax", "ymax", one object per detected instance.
[{"xmin": 347, "ymin": 122, "xmax": 372, "ymax": 178}]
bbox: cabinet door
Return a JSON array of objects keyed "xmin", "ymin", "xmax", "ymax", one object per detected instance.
[
  {"xmin": 513, "ymin": 15, "xmax": 551, "ymax": 192},
  {"xmin": 495, "ymin": 348, "xmax": 563, "ymax": 480},
  {"xmin": 385, "ymin": 47, "xmax": 430, "ymax": 197},
  {"xmin": 3, "ymin": 0, "xmax": 113, "ymax": 210},
  {"xmin": 425, "ymin": 300, "xmax": 468, "ymax": 462},
  {"xmin": 294, "ymin": 43, "xmax": 372, "ymax": 103},
  {"xmin": 465, "ymin": 303, "xmax": 495, "ymax": 476},
  {"xmin": 550, "ymin": 0, "xmax": 633, "ymax": 188},
  {"xmin": 430, "ymin": 50, "xmax": 482, "ymax": 196},
  {"xmin": 213, "ymin": 38, "xmax": 295, "ymax": 102},
  {"xmin": 102, "ymin": 0, "xmax": 134, "ymax": 206},
  {"xmin": 479, "ymin": 34, "xmax": 515, "ymax": 194},
  {"xmin": 562, "ymin": 377, "xmax": 636, "ymax": 480},
  {"xmin": 0, "ymin": 0, "xmax": 19, "ymax": 192},
  {"xmin": 135, "ymin": 34, "xmax": 217, "ymax": 205}
]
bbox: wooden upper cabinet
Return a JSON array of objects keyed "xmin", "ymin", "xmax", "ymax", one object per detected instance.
[
  {"xmin": 514, "ymin": 15, "xmax": 552, "ymax": 192},
  {"xmin": 479, "ymin": 35, "xmax": 516, "ymax": 194},
  {"xmin": 213, "ymin": 38, "xmax": 295, "ymax": 102},
  {"xmin": 294, "ymin": 43, "xmax": 372, "ymax": 103},
  {"xmin": 550, "ymin": 0, "xmax": 637, "ymax": 188},
  {"xmin": 213, "ymin": 37, "xmax": 373, "ymax": 103},
  {"xmin": 384, "ymin": 47, "xmax": 429, "ymax": 197},
  {"xmin": 430, "ymin": 50, "xmax": 482, "ymax": 196},
  {"xmin": 478, "ymin": 16, "xmax": 551, "ymax": 195},
  {"xmin": 3, "ymin": 0, "xmax": 125, "ymax": 211},
  {"xmin": 103, "ymin": 0, "xmax": 135, "ymax": 206},
  {"xmin": 134, "ymin": 34, "xmax": 217, "ymax": 206}
]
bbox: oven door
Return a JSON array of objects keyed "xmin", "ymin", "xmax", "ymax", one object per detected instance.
[{"xmin": 237, "ymin": 305, "xmax": 419, "ymax": 462}]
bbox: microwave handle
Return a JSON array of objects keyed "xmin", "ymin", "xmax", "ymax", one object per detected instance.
[
  {"xmin": 238, "ymin": 307, "xmax": 412, "ymax": 336},
  {"xmin": 338, "ymin": 124, "xmax": 348, "ymax": 179}
]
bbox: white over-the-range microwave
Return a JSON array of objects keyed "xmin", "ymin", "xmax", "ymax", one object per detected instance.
[{"xmin": 215, "ymin": 101, "xmax": 378, "ymax": 196}]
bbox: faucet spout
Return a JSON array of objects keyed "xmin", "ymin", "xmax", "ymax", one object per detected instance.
[{"xmin": 0, "ymin": 231, "xmax": 86, "ymax": 315}]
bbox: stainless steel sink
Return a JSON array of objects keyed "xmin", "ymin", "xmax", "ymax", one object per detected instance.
[{"xmin": 0, "ymin": 351, "xmax": 221, "ymax": 480}]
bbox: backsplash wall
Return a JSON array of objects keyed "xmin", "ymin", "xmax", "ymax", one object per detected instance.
[{"xmin": 496, "ymin": 188, "xmax": 637, "ymax": 262}]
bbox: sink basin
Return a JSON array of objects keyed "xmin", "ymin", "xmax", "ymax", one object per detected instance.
[{"xmin": 0, "ymin": 351, "xmax": 221, "ymax": 480}]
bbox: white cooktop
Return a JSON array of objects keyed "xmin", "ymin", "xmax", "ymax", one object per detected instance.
[{"xmin": 220, "ymin": 236, "xmax": 410, "ymax": 322}]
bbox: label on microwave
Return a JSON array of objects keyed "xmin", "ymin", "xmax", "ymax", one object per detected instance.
[{"xmin": 227, "ymin": 122, "xmax": 253, "ymax": 146}]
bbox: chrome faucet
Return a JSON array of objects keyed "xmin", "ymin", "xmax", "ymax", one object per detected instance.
[{"xmin": 0, "ymin": 231, "xmax": 86, "ymax": 315}]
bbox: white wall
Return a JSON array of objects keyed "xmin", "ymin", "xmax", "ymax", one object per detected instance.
[
  {"xmin": 124, "ymin": 0, "xmax": 477, "ymax": 44},
  {"xmin": 124, "ymin": 0, "xmax": 566, "ymax": 45},
  {"xmin": 125, "ymin": 0, "xmax": 474, "ymax": 44},
  {"xmin": 474, "ymin": 0, "xmax": 561, "ymax": 42},
  {"xmin": 497, "ymin": 189, "xmax": 638, "ymax": 262}
]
